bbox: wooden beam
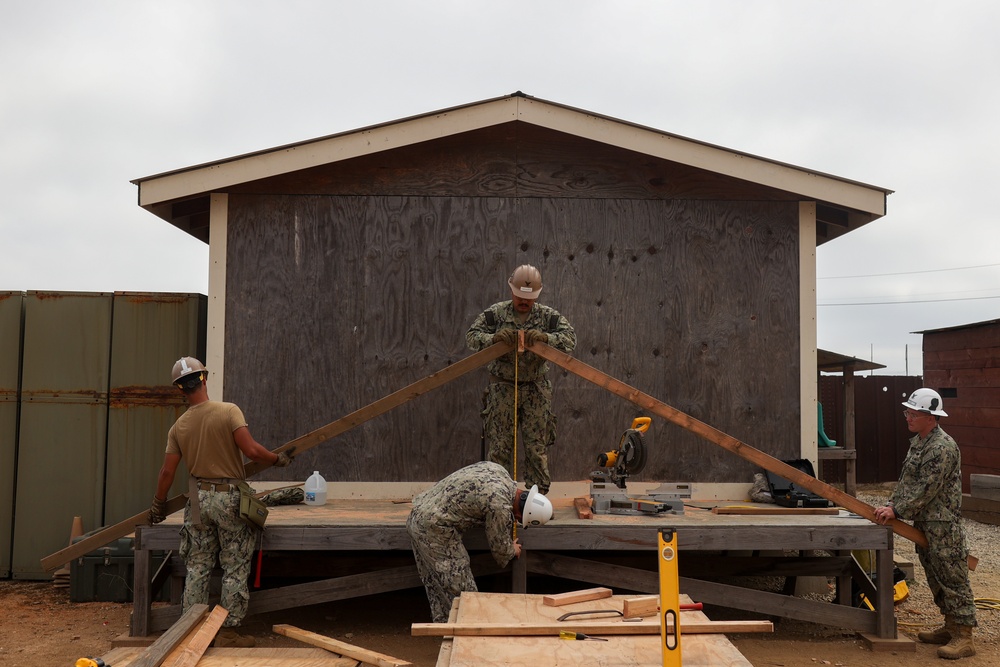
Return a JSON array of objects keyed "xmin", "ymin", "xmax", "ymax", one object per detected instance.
[
  {"xmin": 274, "ymin": 624, "xmax": 412, "ymax": 667},
  {"xmin": 243, "ymin": 341, "xmax": 511, "ymax": 475},
  {"xmin": 411, "ymin": 619, "xmax": 773, "ymax": 637},
  {"xmin": 41, "ymin": 342, "xmax": 511, "ymax": 572},
  {"xmin": 528, "ymin": 341, "xmax": 928, "ymax": 548},
  {"xmin": 40, "ymin": 495, "xmax": 188, "ymax": 573},
  {"xmin": 160, "ymin": 605, "xmax": 228, "ymax": 667},
  {"xmin": 711, "ymin": 507, "xmax": 840, "ymax": 516},
  {"xmin": 128, "ymin": 604, "xmax": 209, "ymax": 667},
  {"xmin": 542, "ymin": 587, "xmax": 612, "ymax": 607}
]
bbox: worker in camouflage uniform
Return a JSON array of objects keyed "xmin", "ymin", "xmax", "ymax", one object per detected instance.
[
  {"xmin": 148, "ymin": 357, "xmax": 292, "ymax": 648},
  {"xmin": 406, "ymin": 461, "xmax": 553, "ymax": 622},
  {"xmin": 874, "ymin": 388, "xmax": 976, "ymax": 660},
  {"xmin": 466, "ymin": 265, "xmax": 576, "ymax": 494}
]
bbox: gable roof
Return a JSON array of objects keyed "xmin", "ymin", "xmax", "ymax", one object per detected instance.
[{"xmin": 132, "ymin": 91, "xmax": 891, "ymax": 243}]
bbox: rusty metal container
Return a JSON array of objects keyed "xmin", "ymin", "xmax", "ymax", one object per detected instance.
[
  {"xmin": 13, "ymin": 291, "xmax": 112, "ymax": 579},
  {"xmin": 104, "ymin": 292, "xmax": 206, "ymax": 524},
  {"xmin": 0, "ymin": 291, "xmax": 24, "ymax": 577}
]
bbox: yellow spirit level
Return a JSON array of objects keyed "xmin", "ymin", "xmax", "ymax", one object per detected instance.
[{"xmin": 659, "ymin": 527, "xmax": 681, "ymax": 667}]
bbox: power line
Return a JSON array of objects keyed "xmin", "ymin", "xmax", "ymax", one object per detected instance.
[
  {"xmin": 819, "ymin": 262, "xmax": 1000, "ymax": 280},
  {"xmin": 819, "ymin": 294, "xmax": 1000, "ymax": 306}
]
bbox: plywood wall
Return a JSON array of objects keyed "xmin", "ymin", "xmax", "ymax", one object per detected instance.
[{"xmin": 223, "ymin": 193, "xmax": 801, "ymax": 486}]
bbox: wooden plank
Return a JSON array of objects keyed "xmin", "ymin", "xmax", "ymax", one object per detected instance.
[
  {"xmin": 244, "ymin": 341, "xmax": 511, "ymax": 476},
  {"xmin": 542, "ymin": 587, "xmax": 612, "ymax": 607},
  {"xmin": 105, "ymin": 648, "xmax": 356, "ymax": 667},
  {"xmin": 412, "ymin": 619, "xmax": 772, "ymax": 636},
  {"xmin": 41, "ymin": 343, "xmax": 508, "ymax": 572},
  {"xmin": 529, "ymin": 341, "xmax": 930, "ymax": 549},
  {"xmin": 128, "ymin": 604, "xmax": 209, "ymax": 667},
  {"xmin": 573, "ymin": 497, "xmax": 593, "ymax": 519},
  {"xmin": 711, "ymin": 506, "xmax": 840, "ymax": 516},
  {"xmin": 622, "ymin": 596, "xmax": 659, "ymax": 619},
  {"xmin": 40, "ymin": 495, "xmax": 187, "ymax": 572},
  {"xmin": 273, "ymin": 624, "xmax": 413, "ymax": 667},
  {"xmin": 161, "ymin": 605, "xmax": 228, "ymax": 667}
]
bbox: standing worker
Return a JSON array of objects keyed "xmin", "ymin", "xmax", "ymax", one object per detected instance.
[
  {"xmin": 874, "ymin": 388, "xmax": 977, "ymax": 660},
  {"xmin": 466, "ymin": 264, "xmax": 576, "ymax": 494},
  {"xmin": 148, "ymin": 357, "xmax": 292, "ymax": 647},
  {"xmin": 406, "ymin": 461, "xmax": 553, "ymax": 622}
]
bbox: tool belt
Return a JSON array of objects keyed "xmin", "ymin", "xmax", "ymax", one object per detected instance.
[
  {"xmin": 187, "ymin": 476, "xmax": 268, "ymax": 531},
  {"xmin": 198, "ymin": 481, "xmax": 234, "ymax": 492}
]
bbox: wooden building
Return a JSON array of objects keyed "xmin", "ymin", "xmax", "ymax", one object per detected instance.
[
  {"xmin": 131, "ymin": 92, "xmax": 891, "ymax": 495},
  {"xmin": 917, "ymin": 318, "xmax": 1000, "ymax": 491}
]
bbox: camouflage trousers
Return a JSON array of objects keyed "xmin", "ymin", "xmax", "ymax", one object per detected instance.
[
  {"xmin": 915, "ymin": 520, "xmax": 977, "ymax": 626},
  {"xmin": 180, "ymin": 489, "xmax": 256, "ymax": 627},
  {"xmin": 406, "ymin": 512, "xmax": 477, "ymax": 623},
  {"xmin": 481, "ymin": 378, "xmax": 555, "ymax": 493}
]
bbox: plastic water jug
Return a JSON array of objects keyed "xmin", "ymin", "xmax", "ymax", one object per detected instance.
[{"xmin": 304, "ymin": 471, "xmax": 328, "ymax": 506}]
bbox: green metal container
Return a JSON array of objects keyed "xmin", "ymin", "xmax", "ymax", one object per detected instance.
[
  {"xmin": 13, "ymin": 291, "xmax": 112, "ymax": 579},
  {"xmin": 105, "ymin": 292, "xmax": 206, "ymax": 524},
  {"xmin": 0, "ymin": 291, "xmax": 24, "ymax": 578}
]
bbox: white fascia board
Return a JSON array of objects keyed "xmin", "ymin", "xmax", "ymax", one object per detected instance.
[
  {"xmin": 139, "ymin": 94, "xmax": 886, "ymax": 218},
  {"xmin": 138, "ymin": 98, "xmax": 521, "ymax": 207},
  {"xmin": 515, "ymin": 98, "xmax": 887, "ymax": 216}
]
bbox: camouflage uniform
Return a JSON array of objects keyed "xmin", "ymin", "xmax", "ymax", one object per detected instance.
[
  {"xmin": 890, "ymin": 425, "xmax": 977, "ymax": 627},
  {"xmin": 406, "ymin": 462, "xmax": 518, "ymax": 622},
  {"xmin": 466, "ymin": 301, "xmax": 576, "ymax": 493},
  {"xmin": 167, "ymin": 401, "xmax": 256, "ymax": 628},
  {"xmin": 180, "ymin": 489, "xmax": 256, "ymax": 624}
]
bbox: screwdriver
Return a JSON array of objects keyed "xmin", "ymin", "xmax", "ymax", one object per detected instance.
[{"xmin": 559, "ymin": 630, "xmax": 608, "ymax": 641}]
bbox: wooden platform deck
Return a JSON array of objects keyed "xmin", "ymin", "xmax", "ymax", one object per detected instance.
[{"xmin": 133, "ymin": 491, "xmax": 899, "ymax": 643}]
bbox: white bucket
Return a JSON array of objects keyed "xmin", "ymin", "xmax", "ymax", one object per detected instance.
[{"xmin": 304, "ymin": 470, "xmax": 328, "ymax": 506}]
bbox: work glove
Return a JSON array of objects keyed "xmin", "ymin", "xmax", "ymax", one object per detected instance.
[
  {"xmin": 493, "ymin": 328, "xmax": 518, "ymax": 346},
  {"xmin": 148, "ymin": 495, "xmax": 168, "ymax": 524},
  {"xmin": 273, "ymin": 451, "xmax": 292, "ymax": 467},
  {"xmin": 526, "ymin": 329, "xmax": 549, "ymax": 346}
]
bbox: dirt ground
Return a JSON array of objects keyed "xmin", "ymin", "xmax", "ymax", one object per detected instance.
[
  {"xmin": 1, "ymin": 568, "xmax": 998, "ymax": 667},
  {"xmin": 3, "ymin": 485, "xmax": 999, "ymax": 666}
]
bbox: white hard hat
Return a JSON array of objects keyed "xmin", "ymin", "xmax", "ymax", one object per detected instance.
[
  {"xmin": 520, "ymin": 485, "xmax": 553, "ymax": 528},
  {"xmin": 902, "ymin": 388, "xmax": 948, "ymax": 417},
  {"xmin": 171, "ymin": 356, "xmax": 207, "ymax": 385},
  {"xmin": 508, "ymin": 264, "xmax": 542, "ymax": 300}
]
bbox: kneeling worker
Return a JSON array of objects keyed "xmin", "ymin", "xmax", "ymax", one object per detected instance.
[{"xmin": 406, "ymin": 461, "xmax": 553, "ymax": 622}]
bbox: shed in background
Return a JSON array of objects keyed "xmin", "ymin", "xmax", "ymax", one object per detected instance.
[
  {"xmin": 917, "ymin": 318, "xmax": 1000, "ymax": 491},
  {"xmin": 131, "ymin": 92, "xmax": 893, "ymax": 497}
]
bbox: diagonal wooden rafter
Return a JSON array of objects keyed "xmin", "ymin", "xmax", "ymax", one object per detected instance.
[
  {"xmin": 526, "ymin": 341, "xmax": 927, "ymax": 548},
  {"xmin": 41, "ymin": 343, "xmax": 512, "ymax": 572},
  {"xmin": 43, "ymin": 338, "xmax": 927, "ymax": 573}
]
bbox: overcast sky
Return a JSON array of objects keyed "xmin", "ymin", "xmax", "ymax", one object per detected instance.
[{"xmin": 3, "ymin": 1, "xmax": 998, "ymax": 376}]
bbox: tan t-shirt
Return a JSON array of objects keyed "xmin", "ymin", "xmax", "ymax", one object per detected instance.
[{"xmin": 166, "ymin": 401, "xmax": 249, "ymax": 480}]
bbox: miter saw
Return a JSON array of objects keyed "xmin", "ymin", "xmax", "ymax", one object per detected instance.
[{"xmin": 589, "ymin": 417, "xmax": 689, "ymax": 515}]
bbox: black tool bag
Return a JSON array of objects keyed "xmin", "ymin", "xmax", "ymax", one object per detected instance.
[{"xmin": 765, "ymin": 459, "xmax": 833, "ymax": 508}]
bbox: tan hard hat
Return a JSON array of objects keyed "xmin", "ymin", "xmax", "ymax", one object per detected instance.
[
  {"xmin": 171, "ymin": 356, "xmax": 207, "ymax": 384},
  {"xmin": 508, "ymin": 264, "xmax": 542, "ymax": 300}
]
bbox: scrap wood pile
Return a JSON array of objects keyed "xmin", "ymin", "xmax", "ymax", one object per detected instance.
[{"xmin": 97, "ymin": 604, "xmax": 412, "ymax": 667}]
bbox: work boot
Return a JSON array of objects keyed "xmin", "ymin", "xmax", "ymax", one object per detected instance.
[
  {"xmin": 937, "ymin": 624, "xmax": 975, "ymax": 660},
  {"xmin": 917, "ymin": 616, "xmax": 954, "ymax": 645},
  {"xmin": 214, "ymin": 628, "xmax": 255, "ymax": 648}
]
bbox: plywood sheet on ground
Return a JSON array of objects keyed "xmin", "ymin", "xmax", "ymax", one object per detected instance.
[{"xmin": 443, "ymin": 592, "xmax": 751, "ymax": 667}]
